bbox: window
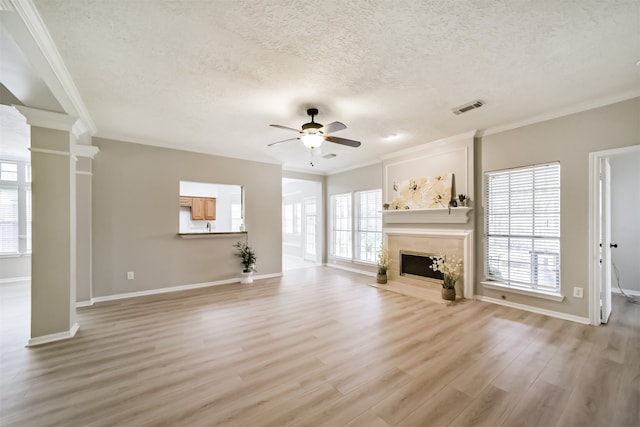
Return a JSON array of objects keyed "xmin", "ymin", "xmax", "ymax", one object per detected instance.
[
  {"xmin": 484, "ymin": 163, "xmax": 561, "ymax": 293},
  {"xmin": 330, "ymin": 193, "xmax": 352, "ymax": 258},
  {"xmin": 282, "ymin": 202, "xmax": 301, "ymax": 235},
  {"xmin": 0, "ymin": 187, "xmax": 19, "ymax": 254},
  {"xmin": 355, "ymin": 189, "xmax": 382, "ymax": 262},
  {"xmin": 330, "ymin": 189, "xmax": 382, "ymax": 263},
  {"xmin": 0, "ymin": 161, "xmax": 18, "ymax": 182}
]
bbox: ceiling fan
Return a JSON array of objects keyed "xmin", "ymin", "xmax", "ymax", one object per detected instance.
[{"xmin": 268, "ymin": 108, "xmax": 362, "ymax": 149}]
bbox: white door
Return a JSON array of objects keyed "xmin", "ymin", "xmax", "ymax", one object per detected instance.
[{"xmin": 599, "ymin": 157, "xmax": 612, "ymax": 324}]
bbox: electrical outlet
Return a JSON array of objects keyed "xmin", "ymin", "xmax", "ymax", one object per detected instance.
[
  {"xmin": 127, "ymin": 271, "xmax": 134, "ymax": 280},
  {"xmin": 573, "ymin": 287, "xmax": 583, "ymax": 298}
]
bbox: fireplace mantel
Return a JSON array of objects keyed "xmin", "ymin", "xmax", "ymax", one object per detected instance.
[{"xmin": 383, "ymin": 207, "xmax": 472, "ymax": 224}]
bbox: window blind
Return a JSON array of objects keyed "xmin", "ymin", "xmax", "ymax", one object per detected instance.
[
  {"xmin": 484, "ymin": 163, "xmax": 560, "ymax": 292},
  {"xmin": 355, "ymin": 189, "xmax": 382, "ymax": 263},
  {"xmin": 0, "ymin": 187, "xmax": 19, "ymax": 254}
]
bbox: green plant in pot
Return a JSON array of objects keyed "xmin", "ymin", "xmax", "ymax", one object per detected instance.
[
  {"xmin": 377, "ymin": 244, "xmax": 391, "ymax": 284},
  {"xmin": 234, "ymin": 241, "xmax": 256, "ymax": 283},
  {"xmin": 430, "ymin": 254, "xmax": 463, "ymax": 301}
]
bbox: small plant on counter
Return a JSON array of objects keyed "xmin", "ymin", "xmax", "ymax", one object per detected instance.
[{"xmin": 234, "ymin": 241, "xmax": 256, "ymax": 273}]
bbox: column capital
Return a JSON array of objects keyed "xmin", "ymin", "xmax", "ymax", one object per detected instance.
[{"xmin": 14, "ymin": 105, "xmax": 77, "ymax": 131}]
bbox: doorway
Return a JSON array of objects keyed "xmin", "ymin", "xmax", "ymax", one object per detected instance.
[
  {"xmin": 0, "ymin": 105, "xmax": 32, "ymax": 345},
  {"xmin": 589, "ymin": 145, "xmax": 640, "ymax": 324},
  {"xmin": 282, "ymin": 178, "xmax": 323, "ymax": 271}
]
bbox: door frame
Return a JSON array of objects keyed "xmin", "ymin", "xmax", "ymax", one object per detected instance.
[{"xmin": 588, "ymin": 144, "xmax": 640, "ymax": 324}]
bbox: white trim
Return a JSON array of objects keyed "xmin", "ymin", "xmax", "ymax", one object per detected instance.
[
  {"xmin": 0, "ymin": 276, "xmax": 30, "ymax": 284},
  {"xmin": 76, "ymin": 300, "xmax": 94, "ymax": 308},
  {"xmin": 384, "ymin": 228, "xmax": 474, "ymax": 298},
  {"xmin": 383, "ymin": 207, "xmax": 472, "ymax": 224},
  {"xmin": 326, "ymin": 159, "xmax": 383, "ymax": 176},
  {"xmin": 476, "ymin": 295, "xmax": 590, "ymax": 325},
  {"xmin": 14, "ymin": 105, "xmax": 77, "ymax": 131},
  {"xmin": 0, "ymin": 0, "xmax": 14, "ymax": 11},
  {"xmin": 90, "ymin": 273, "xmax": 283, "ymax": 303},
  {"xmin": 379, "ymin": 130, "xmax": 477, "ymax": 161},
  {"xmin": 326, "ymin": 262, "xmax": 376, "ymax": 277},
  {"xmin": 481, "ymin": 90, "xmax": 640, "ymax": 137},
  {"xmin": 481, "ymin": 281, "xmax": 565, "ymax": 302},
  {"xmin": 29, "ymin": 147, "xmax": 70, "ymax": 157},
  {"xmin": 76, "ymin": 170, "xmax": 92, "ymax": 176},
  {"xmin": 587, "ymin": 144, "xmax": 640, "ymax": 325},
  {"xmin": 9, "ymin": 0, "xmax": 96, "ymax": 134},
  {"xmin": 27, "ymin": 322, "xmax": 79, "ymax": 346},
  {"xmin": 73, "ymin": 144, "xmax": 99, "ymax": 159},
  {"xmin": 612, "ymin": 288, "xmax": 640, "ymax": 297}
]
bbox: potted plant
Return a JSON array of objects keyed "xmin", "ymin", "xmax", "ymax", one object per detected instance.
[
  {"xmin": 430, "ymin": 254, "xmax": 463, "ymax": 301},
  {"xmin": 458, "ymin": 194, "xmax": 467, "ymax": 207},
  {"xmin": 377, "ymin": 244, "xmax": 391, "ymax": 284},
  {"xmin": 234, "ymin": 241, "xmax": 256, "ymax": 284}
]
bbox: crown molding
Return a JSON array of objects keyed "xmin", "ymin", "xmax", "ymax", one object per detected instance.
[
  {"xmin": 8, "ymin": 0, "xmax": 96, "ymax": 135},
  {"xmin": 480, "ymin": 89, "xmax": 640, "ymax": 137},
  {"xmin": 0, "ymin": 0, "xmax": 14, "ymax": 11},
  {"xmin": 14, "ymin": 105, "xmax": 77, "ymax": 131},
  {"xmin": 378, "ymin": 130, "xmax": 477, "ymax": 161},
  {"xmin": 73, "ymin": 144, "xmax": 99, "ymax": 159}
]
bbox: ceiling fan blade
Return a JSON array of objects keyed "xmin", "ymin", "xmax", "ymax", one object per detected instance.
[
  {"xmin": 270, "ymin": 124, "xmax": 301, "ymax": 132},
  {"xmin": 267, "ymin": 137, "xmax": 299, "ymax": 147},
  {"xmin": 325, "ymin": 135, "xmax": 361, "ymax": 148},
  {"xmin": 322, "ymin": 121, "xmax": 347, "ymax": 134}
]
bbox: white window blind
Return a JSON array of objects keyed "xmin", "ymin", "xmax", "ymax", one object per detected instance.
[
  {"xmin": 355, "ymin": 189, "xmax": 382, "ymax": 263},
  {"xmin": 0, "ymin": 187, "xmax": 19, "ymax": 254},
  {"xmin": 330, "ymin": 193, "xmax": 352, "ymax": 258},
  {"xmin": 484, "ymin": 163, "xmax": 561, "ymax": 292}
]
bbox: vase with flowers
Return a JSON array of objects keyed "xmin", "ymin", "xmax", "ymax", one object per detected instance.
[
  {"xmin": 430, "ymin": 254, "xmax": 463, "ymax": 301},
  {"xmin": 377, "ymin": 244, "xmax": 391, "ymax": 284}
]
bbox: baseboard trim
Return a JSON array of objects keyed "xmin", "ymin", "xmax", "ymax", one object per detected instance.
[
  {"xmin": 0, "ymin": 276, "xmax": 30, "ymax": 285},
  {"xmin": 326, "ymin": 263, "xmax": 375, "ymax": 277},
  {"xmin": 475, "ymin": 295, "xmax": 591, "ymax": 325},
  {"xmin": 612, "ymin": 288, "xmax": 640, "ymax": 297},
  {"xmin": 91, "ymin": 273, "xmax": 283, "ymax": 304},
  {"xmin": 27, "ymin": 322, "xmax": 80, "ymax": 347}
]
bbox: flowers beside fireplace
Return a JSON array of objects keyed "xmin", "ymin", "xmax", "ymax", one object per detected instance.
[
  {"xmin": 377, "ymin": 244, "xmax": 391, "ymax": 284},
  {"xmin": 430, "ymin": 254, "xmax": 463, "ymax": 300}
]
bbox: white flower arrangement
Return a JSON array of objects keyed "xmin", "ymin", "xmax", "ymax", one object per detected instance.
[
  {"xmin": 378, "ymin": 244, "xmax": 391, "ymax": 274},
  {"xmin": 430, "ymin": 254, "xmax": 463, "ymax": 289}
]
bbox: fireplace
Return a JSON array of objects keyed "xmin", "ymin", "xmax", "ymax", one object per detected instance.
[
  {"xmin": 384, "ymin": 228, "xmax": 474, "ymax": 299},
  {"xmin": 400, "ymin": 251, "xmax": 443, "ymax": 282}
]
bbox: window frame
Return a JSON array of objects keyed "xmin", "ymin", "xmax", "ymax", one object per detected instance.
[
  {"xmin": 483, "ymin": 162, "xmax": 561, "ymax": 296},
  {"xmin": 329, "ymin": 189, "xmax": 382, "ymax": 265}
]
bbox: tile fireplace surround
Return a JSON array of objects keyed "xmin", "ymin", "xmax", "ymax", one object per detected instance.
[{"xmin": 384, "ymin": 228, "xmax": 474, "ymax": 299}]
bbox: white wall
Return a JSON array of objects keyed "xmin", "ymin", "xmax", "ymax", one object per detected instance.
[{"xmin": 609, "ymin": 150, "xmax": 640, "ymax": 292}]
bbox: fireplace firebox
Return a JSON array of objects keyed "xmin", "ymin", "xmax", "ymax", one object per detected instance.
[{"xmin": 399, "ymin": 250, "xmax": 444, "ymax": 282}]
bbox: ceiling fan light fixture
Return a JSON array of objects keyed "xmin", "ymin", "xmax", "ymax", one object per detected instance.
[{"xmin": 301, "ymin": 132, "xmax": 324, "ymax": 148}]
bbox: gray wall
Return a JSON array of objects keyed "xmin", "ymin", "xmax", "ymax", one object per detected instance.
[
  {"xmin": 476, "ymin": 97, "xmax": 640, "ymax": 318},
  {"xmin": 91, "ymin": 138, "xmax": 282, "ymax": 298},
  {"xmin": 610, "ymin": 150, "xmax": 640, "ymax": 293},
  {"xmin": 326, "ymin": 162, "xmax": 383, "ymax": 273}
]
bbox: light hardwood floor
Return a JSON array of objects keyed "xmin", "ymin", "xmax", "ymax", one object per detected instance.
[{"xmin": 1, "ymin": 267, "xmax": 638, "ymax": 426}]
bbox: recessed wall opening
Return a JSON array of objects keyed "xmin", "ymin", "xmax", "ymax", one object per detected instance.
[{"xmin": 399, "ymin": 250, "xmax": 443, "ymax": 283}]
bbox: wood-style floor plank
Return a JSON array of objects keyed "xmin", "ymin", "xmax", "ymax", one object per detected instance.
[{"xmin": 1, "ymin": 268, "xmax": 638, "ymax": 426}]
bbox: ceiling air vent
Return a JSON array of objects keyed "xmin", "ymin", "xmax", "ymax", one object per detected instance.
[{"xmin": 452, "ymin": 100, "xmax": 484, "ymax": 115}]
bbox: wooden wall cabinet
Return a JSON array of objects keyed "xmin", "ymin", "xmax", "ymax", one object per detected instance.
[{"xmin": 182, "ymin": 196, "xmax": 216, "ymax": 220}]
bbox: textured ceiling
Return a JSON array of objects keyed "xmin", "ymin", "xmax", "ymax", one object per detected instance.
[{"xmin": 31, "ymin": 0, "xmax": 640, "ymax": 173}]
